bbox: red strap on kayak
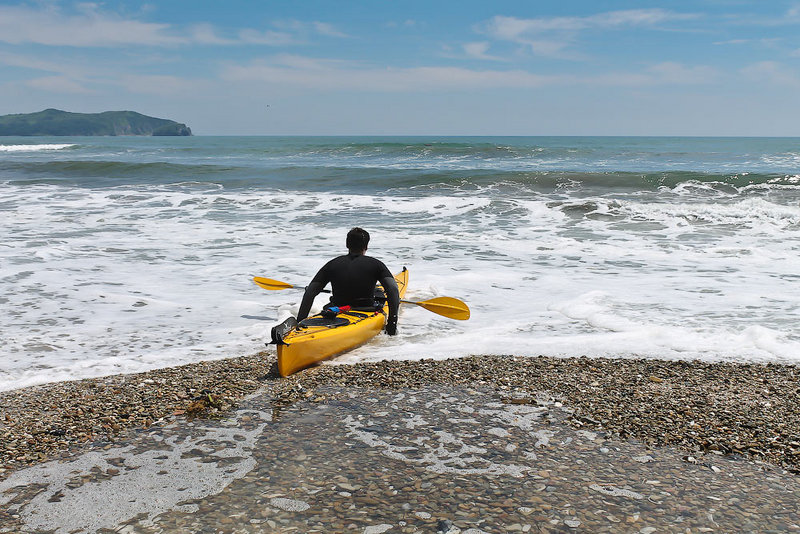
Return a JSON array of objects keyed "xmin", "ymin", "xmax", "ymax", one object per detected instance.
[{"xmin": 321, "ymin": 305, "xmax": 352, "ymax": 318}]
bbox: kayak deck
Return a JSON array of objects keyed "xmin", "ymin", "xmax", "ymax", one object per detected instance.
[{"xmin": 277, "ymin": 268, "xmax": 408, "ymax": 377}]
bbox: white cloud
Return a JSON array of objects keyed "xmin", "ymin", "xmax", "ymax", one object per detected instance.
[
  {"xmin": 0, "ymin": 51, "xmax": 81, "ymax": 76},
  {"xmin": 717, "ymin": 6, "xmax": 800, "ymax": 28},
  {"xmin": 462, "ymin": 42, "xmax": 505, "ymax": 61},
  {"xmin": 522, "ymin": 39, "xmax": 576, "ymax": 59},
  {"xmin": 238, "ymin": 29, "xmax": 298, "ymax": 46},
  {"xmin": 481, "ymin": 9, "xmax": 697, "ymax": 58},
  {"xmin": 578, "ymin": 62, "xmax": 717, "ymax": 87},
  {"xmin": 25, "ymin": 75, "xmax": 93, "ymax": 94},
  {"xmin": 385, "ymin": 19, "xmax": 417, "ymax": 28},
  {"xmin": 590, "ymin": 9, "xmax": 690, "ymax": 27},
  {"xmin": 190, "ymin": 24, "xmax": 237, "ymax": 45},
  {"xmin": 222, "ymin": 55, "xmax": 717, "ymax": 92},
  {"xmin": 222, "ymin": 55, "xmax": 560, "ymax": 91},
  {"xmin": 0, "ymin": 5, "xmax": 346, "ymax": 48},
  {"xmin": 645, "ymin": 62, "xmax": 718, "ymax": 84},
  {"xmin": 486, "ymin": 9, "xmax": 693, "ymax": 37},
  {"xmin": 118, "ymin": 74, "xmax": 206, "ymax": 96},
  {"xmin": 0, "ymin": 48, "xmax": 204, "ymax": 96},
  {"xmin": 741, "ymin": 61, "xmax": 800, "ymax": 87},
  {"xmin": 269, "ymin": 19, "xmax": 348, "ymax": 41},
  {"xmin": 313, "ymin": 21, "xmax": 349, "ymax": 38},
  {"xmin": 713, "ymin": 39, "xmax": 750, "ymax": 46},
  {"xmin": 0, "ymin": 4, "xmax": 182, "ymax": 46},
  {"xmin": 712, "ymin": 37, "xmax": 780, "ymax": 48}
]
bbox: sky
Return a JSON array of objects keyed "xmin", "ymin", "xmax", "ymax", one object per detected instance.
[{"xmin": 1, "ymin": 1, "xmax": 800, "ymax": 135}]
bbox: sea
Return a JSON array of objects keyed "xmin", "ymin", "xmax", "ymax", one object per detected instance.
[{"xmin": 1, "ymin": 136, "xmax": 799, "ymax": 392}]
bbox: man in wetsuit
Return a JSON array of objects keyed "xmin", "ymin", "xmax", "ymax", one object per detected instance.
[{"xmin": 296, "ymin": 227, "xmax": 400, "ymax": 335}]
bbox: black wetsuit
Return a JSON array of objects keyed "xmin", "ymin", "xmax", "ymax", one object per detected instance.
[{"xmin": 297, "ymin": 253, "xmax": 400, "ymax": 333}]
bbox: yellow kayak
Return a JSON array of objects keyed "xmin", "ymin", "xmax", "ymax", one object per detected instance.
[{"xmin": 275, "ymin": 268, "xmax": 409, "ymax": 377}]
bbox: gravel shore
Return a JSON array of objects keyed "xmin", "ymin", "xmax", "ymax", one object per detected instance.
[{"xmin": 1, "ymin": 353, "xmax": 799, "ymax": 476}]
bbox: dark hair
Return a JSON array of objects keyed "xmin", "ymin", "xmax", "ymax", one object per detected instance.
[{"xmin": 346, "ymin": 227, "xmax": 370, "ymax": 251}]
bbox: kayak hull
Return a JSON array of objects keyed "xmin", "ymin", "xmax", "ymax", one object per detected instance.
[{"xmin": 277, "ymin": 268, "xmax": 408, "ymax": 377}]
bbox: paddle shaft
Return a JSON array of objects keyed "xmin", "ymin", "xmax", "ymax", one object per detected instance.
[{"xmin": 253, "ymin": 276, "xmax": 470, "ymax": 320}]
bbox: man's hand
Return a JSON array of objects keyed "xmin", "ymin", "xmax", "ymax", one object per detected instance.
[{"xmin": 385, "ymin": 316, "xmax": 397, "ymax": 336}]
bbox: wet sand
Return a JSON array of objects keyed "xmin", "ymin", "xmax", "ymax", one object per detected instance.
[{"xmin": 2, "ymin": 354, "xmax": 800, "ymax": 532}]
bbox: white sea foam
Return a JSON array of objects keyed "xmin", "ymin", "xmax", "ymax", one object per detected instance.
[
  {"xmin": 344, "ymin": 392, "xmax": 564, "ymax": 478},
  {"xmin": 0, "ymin": 410, "xmax": 270, "ymax": 532},
  {"xmin": 1, "ymin": 173, "xmax": 800, "ymax": 391},
  {"xmin": 589, "ymin": 484, "xmax": 645, "ymax": 500},
  {"xmin": 270, "ymin": 497, "xmax": 311, "ymax": 512},
  {"xmin": 0, "ymin": 143, "xmax": 75, "ymax": 152},
  {"xmin": 759, "ymin": 152, "xmax": 800, "ymax": 167}
]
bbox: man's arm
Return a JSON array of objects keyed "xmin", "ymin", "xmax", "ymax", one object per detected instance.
[
  {"xmin": 379, "ymin": 275, "xmax": 400, "ymax": 335},
  {"xmin": 297, "ymin": 261, "xmax": 333, "ymax": 321},
  {"xmin": 297, "ymin": 281, "xmax": 326, "ymax": 321}
]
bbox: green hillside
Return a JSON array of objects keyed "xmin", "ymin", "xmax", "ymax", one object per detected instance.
[{"xmin": 0, "ymin": 109, "xmax": 192, "ymax": 136}]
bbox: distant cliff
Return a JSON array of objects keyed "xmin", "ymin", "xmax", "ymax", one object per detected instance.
[{"xmin": 0, "ymin": 109, "xmax": 192, "ymax": 136}]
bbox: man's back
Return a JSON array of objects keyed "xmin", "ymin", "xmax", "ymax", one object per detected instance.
[
  {"xmin": 314, "ymin": 253, "xmax": 393, "ymax": 308},
  {"xmin": 296, "ymin": 227, "xmax": 400, "ymax": 334}
]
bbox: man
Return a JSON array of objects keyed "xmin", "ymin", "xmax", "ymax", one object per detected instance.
[{"xmin": 297, "ymin": 227, "xmax": 400, "ymax": 335}]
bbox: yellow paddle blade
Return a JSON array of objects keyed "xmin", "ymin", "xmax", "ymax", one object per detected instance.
[
  {"xmin": 253, "ymin": 276, "xmax": 296, "ymax": 290},
  {"xmin": 405, "ymin": 296, "xmax": 470, "ymax": 321}
]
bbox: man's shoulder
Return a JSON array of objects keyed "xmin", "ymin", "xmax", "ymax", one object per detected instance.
[
  {"xmin": 325, "ymin": 254, "xmax": 353, "ymax": 265},
  {"xmin": 326, "ymin": 253, "xmax": 390, "ymax": 271},
  {"xmin": 314, "ymin": 254, "xmax": 350, "ymax": 278},
  {"xmin": 362, "ymin": 254, "xmax": 393, "ymax": 275},
  {"xmin": 361, "ymin": 254, "xmax": 388, "ymax": 265}
]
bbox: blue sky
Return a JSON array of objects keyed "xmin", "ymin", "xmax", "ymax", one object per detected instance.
[{"xmin": 1, "ymin": 1, "xmax": 800, "ymax": 135}]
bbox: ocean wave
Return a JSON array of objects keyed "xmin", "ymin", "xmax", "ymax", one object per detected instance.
[
  {"xmin": 257, "ymin": 139, "xmax": 548, "ymax": 159},
  {"xmin": 3, "ymin": 159, "xmax": 800, "ymax": 198},
  {"xmin": 0, "ymin": 143, "xmax": 76, "ymax": 152},
  {"xmin": 559, "ymin": 196, "xmax": 800, "ymax": 231},
  {"xmin": 212, "ymin": 137, "xmax": 800, "ymax": 174},
  {"xmin": 0, "ymin": 160, "xmax": 243, "ymax": 187}
]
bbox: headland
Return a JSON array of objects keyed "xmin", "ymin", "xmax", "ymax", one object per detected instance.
[{"xmin": 0, "ymin": 109, "xmax": 192, "ymax": 136}]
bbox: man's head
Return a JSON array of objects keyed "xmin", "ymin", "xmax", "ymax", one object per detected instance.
[{"xmin": 346, "ymin": 227, "xmax": 370, "ymax": 253}]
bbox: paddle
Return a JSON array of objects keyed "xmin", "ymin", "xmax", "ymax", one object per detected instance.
[
  {"xmin": 253, "ymin": 276, "xmax": 470, "ymax": 320},
  {"xmin": 253, "ymin": 277, "xmax": 300, "ymax": 291},
  {"xmin": 404, "ymin": 296, "xmax": 470, "ymax": 321}
]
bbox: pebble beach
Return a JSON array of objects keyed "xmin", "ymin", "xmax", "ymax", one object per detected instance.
[
  {"xmin": 2, "ymin": 354, "xmax": 800, "ymax": 532},
  {"xmin": 2, "ymin": 354, "xmax": 799, "ymax": 473}
]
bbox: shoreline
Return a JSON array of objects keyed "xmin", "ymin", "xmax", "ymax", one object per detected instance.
[{"xmin": 1, "ymin": 353, "xmax": 799, "ymax": 477}]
